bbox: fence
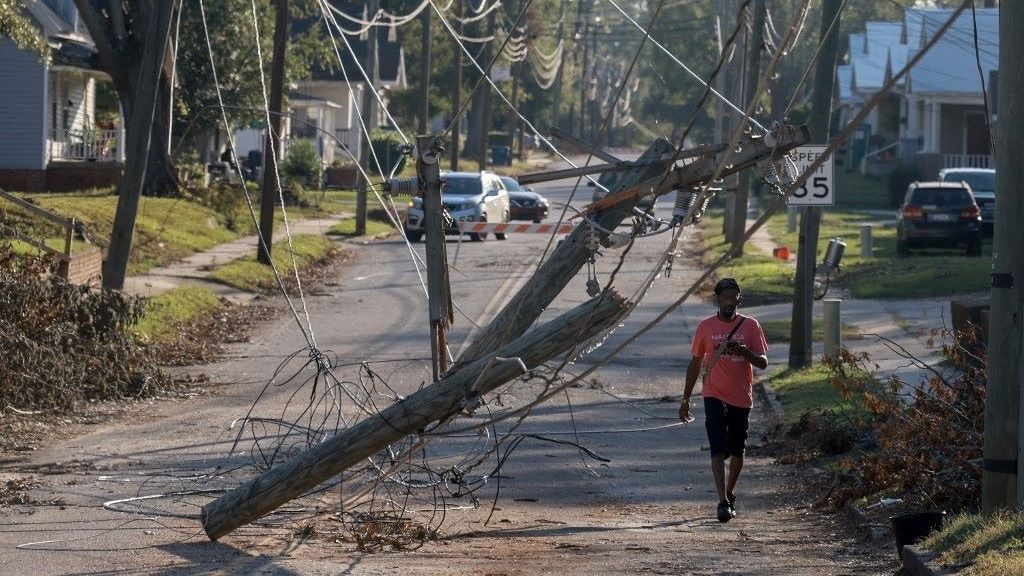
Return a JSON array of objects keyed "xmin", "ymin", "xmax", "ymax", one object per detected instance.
[
  {"xmin": 0, "ymin": 188, "xmax": 87, "ymax": 282},
  {"xmin": 49, "ymin": 129, "xmax": 119, "ymax": 162}
]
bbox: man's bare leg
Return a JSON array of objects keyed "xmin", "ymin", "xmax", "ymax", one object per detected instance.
[
  {"xmin": 727, "ymin": 455, "xmax": 744, "ymax": 499},
  {"xmin": 711, "ymin": 454, "xmax": 728, "ymax": 502}
]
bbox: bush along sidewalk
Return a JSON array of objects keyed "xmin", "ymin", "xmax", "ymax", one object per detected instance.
[{"xmin": 763, "ymin": 326, "xmax": 987, "ymax": 569}]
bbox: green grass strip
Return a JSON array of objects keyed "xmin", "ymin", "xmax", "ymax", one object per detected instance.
[
  {"xmin": 135, "ymin": 285, "xmax": 220, "ymax": 342},
  {"xmin": 209, "ymin": 234, "xmax": 336, "ymax": 292},
  {"xmin": 760, "ymin": 318, "xmax": 863, "ymax": 343},
  {"xmin": 923, "ymin": 511, "xmax": 1024, "ymax": 575},
  {"xmin": 329, "ymin": 218, "xmax": 393, "ymax": 237},
  {"xmin": 766, "ymin": 365, "xmax": 870, "ymax": 424}
]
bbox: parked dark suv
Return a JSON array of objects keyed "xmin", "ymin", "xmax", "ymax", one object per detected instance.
[{"xmin": 897, "ymin": 182, "xmax": 982, "ymax": 257}]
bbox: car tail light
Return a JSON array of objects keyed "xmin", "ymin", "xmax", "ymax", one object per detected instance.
[
  {"xmin": 901, "ymin": 206, "xmax": 923, "ymax": 220},
  {"xmin": 959, "ymin": 205, "xmax": 980, "ymax": 220}
]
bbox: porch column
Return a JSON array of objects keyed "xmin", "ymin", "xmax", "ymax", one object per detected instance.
[
  {"xmin": 116, "ymin": 102, "xmax": 126, "ymax": 163},
  {"xmin": 929, "ymin": 101, "xmax": 941, "ymax": 152},
  {"xmin": 906, "ymin": 96, "xmax": 920, "ymax": 139}
]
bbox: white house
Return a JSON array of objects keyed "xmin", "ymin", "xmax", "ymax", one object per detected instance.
[
  {"xmin": 0, "ymin": 0, "xmax": 124, "ymax": 192},
  {"xmin": 836, "ymin": 7, "xmax": 998, "ymax": 178}
]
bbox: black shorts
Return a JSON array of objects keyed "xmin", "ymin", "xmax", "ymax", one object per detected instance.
[{"xmin": 704, "ymin": 397, "xmax": 751, "ymax": 458}]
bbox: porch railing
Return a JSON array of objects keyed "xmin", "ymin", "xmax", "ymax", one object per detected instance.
[
  {"xmin": 942, "ymin": 154, "xmax": 994, "ymax": 169},
  {"xmin": 49, "ymin": 129, "xmax": 119, "ymax": 162}
]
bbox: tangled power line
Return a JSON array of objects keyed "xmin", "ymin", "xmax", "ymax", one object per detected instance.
[{"xmin": 17, "ymin": 0, "xmax": 977, "ymax": 553}]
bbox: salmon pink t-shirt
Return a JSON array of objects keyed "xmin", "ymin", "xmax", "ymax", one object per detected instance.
[{"xmin": 690, "ymin": 314, "xmax": 768, "ymax": 408}]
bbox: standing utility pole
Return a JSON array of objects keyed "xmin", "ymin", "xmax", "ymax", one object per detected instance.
[
  {"xmin": 788, "ymin": 0, "xmax": 841, "ymax": 368},
  {"xmin": 723, "ymin": 3, "xmax": 747, "ymax": 241},
  {"xmin": 418, "ymin": 7, "xmax": 431, "ymax": 135},
  {"xmin": 450, "ymin": 0, "xmax": 463, "ymax": 169},
  {"xmin": 356, "ymin": 0, "xmax": 379, "ymax": 236},
  {"xmin": 508, "ymin": 63, "xmax": 519, "ymax": 162},
  {"xmin": 417, "ymin": 136, "xmax": 452, "ymax": 380},
  {"xmin": 257, "ymin": 0, "xmax": 289, "ymax": 265},
  {"xmin": 579, "ymin": 20, "xmax": 590, "ymax": 141},
  {"xmin": 984, "ymin": 0, "xmax": 1022, "ymax": 512},
  {"xmin": 729, "ymin": 0, "xmax": 766, "ymax": 255},
  {"xmin": 103, "ymin": 0, "xmax": 174, "ymax": 289},
  {"xmin": 476, "ymin": 9, "xmax": 497, "ymax": 168}
]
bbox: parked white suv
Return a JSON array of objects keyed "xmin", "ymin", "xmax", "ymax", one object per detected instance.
[
  {"xmin": 938, "ymin": 167, "xmax": 995, "ymax": 234},
  {"xmin": 404, "ymin": 171, "xmax": 511, "ymax": 242}
]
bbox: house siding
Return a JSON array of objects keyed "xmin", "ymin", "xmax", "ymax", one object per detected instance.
[{"xmin": 0, "ymin": 39, "xmax": 47, "ymax": 170}]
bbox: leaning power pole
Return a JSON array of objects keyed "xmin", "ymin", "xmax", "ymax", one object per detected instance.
[
  {"xmin": 257, "ymin": 0, "xmax": 289, "ymax": 265},
  {"xmin": 356, "ymin": 0, "xmax": 379, "ymax": 236},
  {"xmin": 102, "ymin": 0, "xmax": 174, "ymax": 289},
  {"xmin": 788, "ymin": 0, "xmax": 841, "ymax": 368},
  {"xmin": 984, "ymin": 0, "xmax": 1022, "ymax": 512},
  {"xmin": 729, "ymin": 0, "xmax": 766, "ymax": 256}
]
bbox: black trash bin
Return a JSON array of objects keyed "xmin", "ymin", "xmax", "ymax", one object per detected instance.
[
  {"xmin": 891, "ymin": 511, "xmax": 945, "ymax": 551},
  {"xmin": 491, "ymin": 145, "xmax": 510, "ymax": 166}
]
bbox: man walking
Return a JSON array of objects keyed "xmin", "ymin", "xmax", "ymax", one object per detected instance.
[{"xmin": 680, "ymin": 278, "xmax": 768, "ymax": 523}]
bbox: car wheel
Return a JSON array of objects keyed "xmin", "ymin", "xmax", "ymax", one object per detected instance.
[
  {"xmin": 405, "ymin": 229, "xmax": 423, "ymax": 243},
  {"xmin": 533, "ymin": 217, "xmax": 543, "ymax": 224}
]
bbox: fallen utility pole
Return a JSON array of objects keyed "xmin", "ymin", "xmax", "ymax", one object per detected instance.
[
  {"xmin": 457, "ymin": 124, "xmax": 809, "ymax": 366},
  {"xmin": 417, "ymin": 136, "xmax": 453, "ymax": 380},
  {"xmin": 201, "ymin": 290, "xmax": 631, "ymax": 540},
  {"xmin": 257, "ymin": 0, "xmax": 289, "ymax": 265}
]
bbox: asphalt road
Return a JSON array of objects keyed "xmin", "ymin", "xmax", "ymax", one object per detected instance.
[{"xmin": 0, "ymin": 165, "xmax": 894, "ymax": 574}]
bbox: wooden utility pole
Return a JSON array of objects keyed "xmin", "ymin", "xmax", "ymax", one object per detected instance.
[
  {"xmin": 788, "ymin": 0, "xmax": 841, "ymax": 368},
  {"xmin": 417, "ymin": 136, "xmax": 452, "ymax": 379},
  {"xmin": 729, "ymin": 0, "xmax": 766, "ymax": 256},
  {"xmin": 102, "ymin": 1, "xmax": 174, "ymax": 289},
  {"xmin": 257, "ymin": 0, "xmax": 289, "ymax": 265},
  {"xmin": 984, "ymin": 0, "xmax": 1022, "ymax": 512},
  {"xmin": 476, "ymin": 10, "xmax": 497, "ymax": 168},
  {"xmin": 580, "ymin": 21, "xmax": 590, "ymax": 142},
  {"xmin": 418, "ymin": 7, "xmax": 431, "ymax": 135},
  {"xmin": 356, "ymin": 0, "xmax": 379, "ymax": 236},
  {"xmin": 712, "ymin": 2, "xmax": 726, "ymax": 146},
  {"xmin": 723, "ymin": 3, "xmax": 747, "ymax": 242},
  {"xmin": 201, "ymin": 290, "xmax": 631, "ymax": 540},
  {"xmin": 449, "ymin": 0, "xmax": 463, "ymax": 169},
  {"xmin": 550, "ymin": 0, "xmax": 568, "ymax": 137},
  {"xmin": 508, "ymin": 64, "xmax": 519, "ymax": 162}
]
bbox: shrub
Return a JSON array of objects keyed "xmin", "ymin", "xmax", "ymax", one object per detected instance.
[
  {"xmin": 283, "ymin": 139, "xmax": 322, "ymax": 188},
  {"xmin": 887, "ymin": 161, "xmax": 921, "ymax": 208},
  {"xmin": 0, "ymin": 247, "xmax": 167, "ymax": 412},
  {"xmin": 369, "ymin": 128, "xmax": 407, "ymax": 176},
  {"xmin": 821, "ymin": 328, "xmax": 985, "ymax": 511}
]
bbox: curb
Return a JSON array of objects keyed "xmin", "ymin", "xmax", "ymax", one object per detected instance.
[
  {"xmin": 901, "ymin": 545, "xmax": 955, "ymax": 576},
  {"xmin": 842, "ymin": 501, "xmax": 890, "ymax": 542},
  {"xmin": 753, "ymin": 380, "xmax": 783, "ymax": 416}
]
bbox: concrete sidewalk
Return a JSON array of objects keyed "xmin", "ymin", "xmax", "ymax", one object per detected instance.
[{"xmin": 122, "ymin": 212, "xmax": 351, "ymax": 303}]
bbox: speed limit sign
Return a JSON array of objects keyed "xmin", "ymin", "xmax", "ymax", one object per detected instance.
[{"xmin": 787, "ymin": 145, "xmax": 834, "ymax": 206}]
